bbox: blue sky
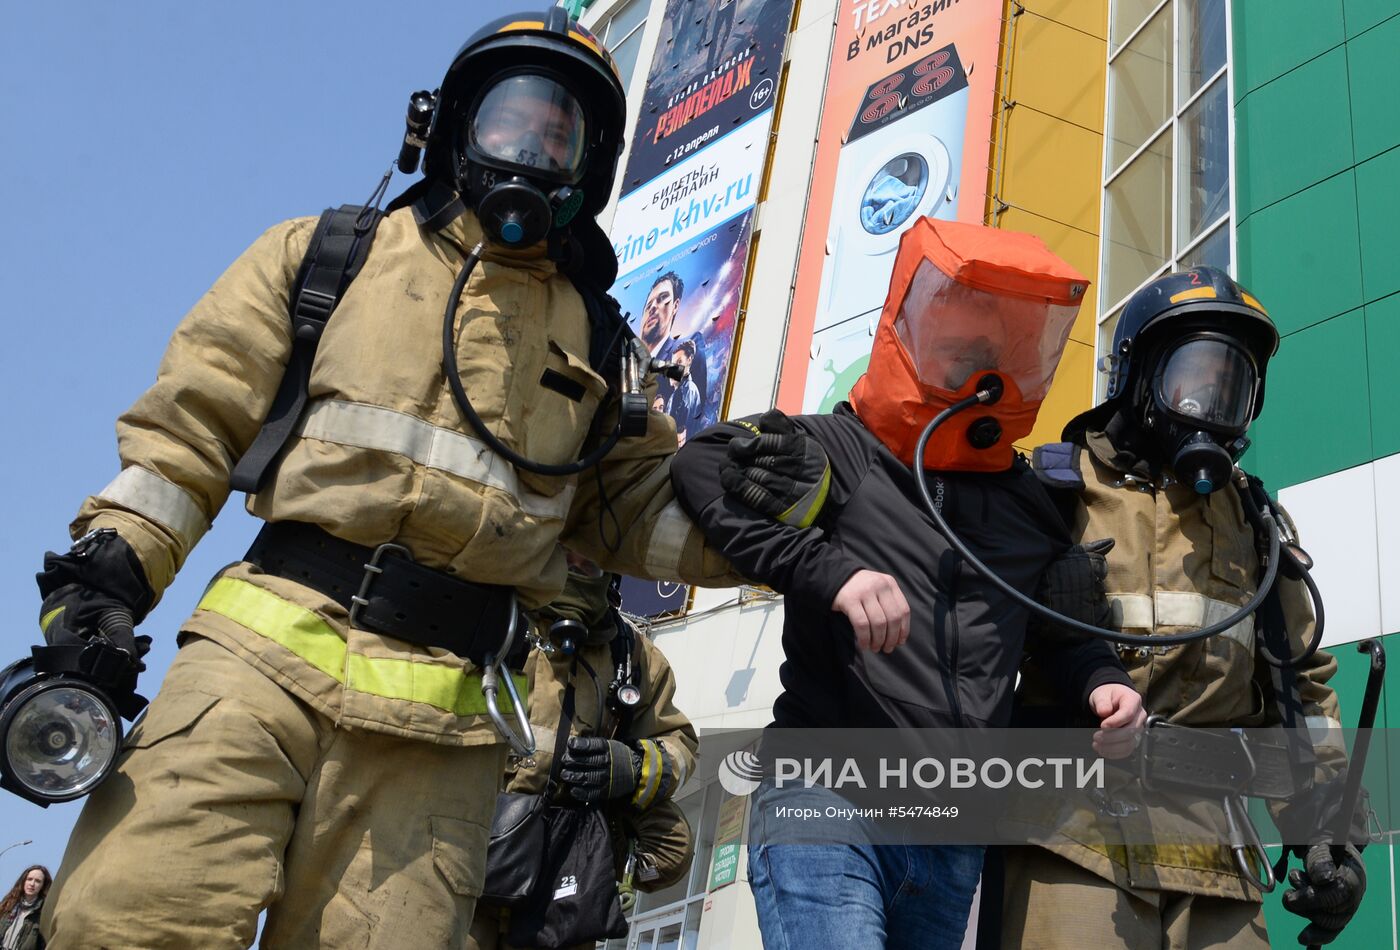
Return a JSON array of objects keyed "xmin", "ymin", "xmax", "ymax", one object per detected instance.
[{"xmin": 0, "ymin": 0, "xmax": 544, "ymax": 896}]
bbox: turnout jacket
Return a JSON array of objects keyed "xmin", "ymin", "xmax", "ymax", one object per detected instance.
[
  {"xmin": 69, "ymin": 206, "xmax": 732, "ymax": 746},
  {"xmin": 671, "ymin": 404, "xmax": 1132, "ymax": 730},
  {"xmin": 1013, "ymin": 425, "xmax": 1344, "ymax": 900}
]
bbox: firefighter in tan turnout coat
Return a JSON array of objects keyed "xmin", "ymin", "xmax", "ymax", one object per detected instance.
[
  {"xmin": 32, "ymin": 11, "xmax": 740, "ymax": 949},
  {"xmin": 468, "ymin": 560, "xmax": 697, "ymax": 950},
  {"xmin": 1003, "ymin": 268, "xmax": 1365, "ymax": 949}
]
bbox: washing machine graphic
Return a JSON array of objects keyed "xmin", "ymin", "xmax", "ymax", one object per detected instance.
[{"xmin": 815, "ymin": 44, "xmax": 970, "ymax": 334}]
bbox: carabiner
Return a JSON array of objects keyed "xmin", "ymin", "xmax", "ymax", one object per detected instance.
[
  {"xmin": 481, "ymin": 597, "xmax": 537, "ymax": 758},
  {"xmin": 1223, "ymin": 793, "xmax": 1276, "ymax": 893}
]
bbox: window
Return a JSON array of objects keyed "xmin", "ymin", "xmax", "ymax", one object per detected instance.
[
  {"xmin": 596, "ymin": 0, "xmax": 649, "ymax": 89},
  {"xmin": 620, "ymin": 779, "xmax": 724, "ymax": 947},
  {"xmin": 1098, "ymin": 0, "xmax": 1233, "ymax": 397}
]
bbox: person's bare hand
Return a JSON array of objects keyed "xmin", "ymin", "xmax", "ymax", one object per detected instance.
[
  {"xmin": 1088, "ymin": 683, "xmax": 1146, "ymax": 759},
  {"xmin": 831, "ymin": 570, "xmax": 910, "ymax": 653}
]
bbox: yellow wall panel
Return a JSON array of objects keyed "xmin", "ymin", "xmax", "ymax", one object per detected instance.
[
  {"xmin": 1019, "ymin": 0, "xmax": 1108, "ymax": 41},
  {"xmin": 998, "ymin": 207, "xmax": 1100, "ymax": 344},
  {"xmin": 1007, "ymin": 12, "xmax": 1107, "ymax": 131},
  {"xmin": 1017, "ymin": 337, "xmax": 1095, "ymax": 452},
  {"xmin": 1000, "ymin": 107, "xmax": 1103, "ymax": 234}
]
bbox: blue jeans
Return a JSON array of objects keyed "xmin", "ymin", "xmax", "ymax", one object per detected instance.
[{"xmin": 747, "ymin": 785, "xmax": 984, "ymax": 949}]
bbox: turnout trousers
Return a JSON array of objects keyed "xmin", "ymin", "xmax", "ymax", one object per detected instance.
[{"xmin": 43, "ymin": 636, "xmax": 503, "ymax": 949}]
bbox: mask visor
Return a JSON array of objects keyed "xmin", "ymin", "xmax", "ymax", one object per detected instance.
[
  {"xmin": 470, "ymin": 75, "xmax": 587, "ymax": 181},
  {"xmin": 1154, "ymin": 338, "xmax": 1256, "ymax": 430}
]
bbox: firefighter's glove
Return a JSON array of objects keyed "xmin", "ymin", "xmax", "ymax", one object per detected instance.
[
  {"xmin": 37, "ymin": 528, "xmax": 154, "ymax": 668},
  {"xmin": 720, "ymin": 410, "xmax": 830, "ymax": 528},
  {"xmin": 1283, "ymin": 842, "xmax": 1366, "ymax": 945},
  {"xmin": 560, "ymin": 736, "xmax": 639, "ymax": 805},
  {"xmin": 1027, "ymin": 538, "xmax": 1115, "ymax": 644}
]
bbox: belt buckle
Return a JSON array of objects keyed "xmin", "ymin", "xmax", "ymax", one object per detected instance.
[{"xmin": 348, "ymin": 542, "xmax": 414, "ymax": 630}]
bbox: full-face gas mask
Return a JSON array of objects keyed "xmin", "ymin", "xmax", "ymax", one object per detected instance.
[
  {"xmin": 457, "ymin": 72, "xmax": 591, "ymax": 247},
  {"xmin": 1144, "ymin": 333, "xmax": 1260, "ymax": 494},
  {"xmin": 1097, "ymin": 266, "xmax": 1279, "ymax": 494}
]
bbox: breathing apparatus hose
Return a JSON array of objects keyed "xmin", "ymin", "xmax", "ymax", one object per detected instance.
[
  {"xmin": 442, "ymin": 243, "xmax": 623, "ymax": 477},
  {"xmin": 910, "ymin": 376, "xmax": 1315, "ymax": 659}
]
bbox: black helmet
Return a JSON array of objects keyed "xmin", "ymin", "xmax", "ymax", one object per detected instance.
[
  {"xmin": 1103, "ymin": 266, "xmax": 1279, "ymax": 419},
  {"xmin": 421, "ymin": 9, "xmax": 626, "ymax": 219}
]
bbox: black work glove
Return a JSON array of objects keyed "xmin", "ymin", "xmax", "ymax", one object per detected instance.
[
  {"xmin": 559, "ymin": 735, "xmax": 639, "ymax": 805},
  {"xmin": 720, "ymin": 410, "xmax": 831, "ymax": 528},
  {"xmin": 1283, "ymin": 842, "xmax": 1366, "ymax": 945},
  {"xmin": 1027, "ymin": 538, "xmax": 1114, "ymax": 644},
  {"xmin": 37, "ymin": 528, "xmax": 154, "ymax": 668}
]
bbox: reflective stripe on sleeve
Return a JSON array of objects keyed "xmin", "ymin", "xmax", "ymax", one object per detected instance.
[
  {"xmin": 631, "ymin": 738, "xmax": 665, "ymax": 810},
  {"xmin": 98, "ymin": 466, "xmax": 210, "ymax": 549},
  {"xmin": 196, "ymin": 576, "xmax": 524, "ymax": 716},
  {"xmin": 1108, "ymin": 591, "xmax": 1254, "ymax": 651},
  {"xmin": 298, "ymin": 399, "xmax": 575, "ymax": 521}
]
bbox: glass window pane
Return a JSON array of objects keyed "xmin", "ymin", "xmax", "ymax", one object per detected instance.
[
  {"xmin": 607, "ymin": 0, "xmax": 648, "ymax": 46},
  {"xmin": 1177, "ymin": 77, "xmax": 1229, "ymax": 251},
  {"xmin": 654, "ymin": 923, "xmax": 682, "ymax": 950},
  {"xmin": 1111, "ymin": 0, "xmax": 1167, "ymax": 54},
  {"xmin": 682, "ymin": 901, "xmax": 703, "ymax": 950},
  {"xmin": 611, "ymin": 28, "xmax": 645, "ymax": 89},
  {"xmin": 1106, "ymin": 5, "xmax": 1172, "ymax": 172},
  {"xmin": 1179, "ymin": 0, "xmax": 1226, "ymax": 104},
  {"xmin": 1103, "ymin": 130, "xmax": 1172, "ymax": 308},
  {"xmin": 691, "ymin": 784, "xmax": 723, "ymax": 893},
  {"xmin": 1178, "ymin": 222, "xmax": 1231, "ymax": 273}
]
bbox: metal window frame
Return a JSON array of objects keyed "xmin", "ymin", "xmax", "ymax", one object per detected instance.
[{"xmin": 1095, "ymin": 0, "xmax": 1235, "ymax": 400}]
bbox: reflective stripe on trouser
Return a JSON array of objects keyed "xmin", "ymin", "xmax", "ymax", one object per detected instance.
[
  {"xmin": 43, "ymin": 636, "xmax": 503, "ymax": 950},
  {"xmin": 197, "ymin": 575, "xmax": 525, "ymax": 717},
  {"xmin": 998, "ymin": 846, "xmax": 1269, "ymax": 950}
]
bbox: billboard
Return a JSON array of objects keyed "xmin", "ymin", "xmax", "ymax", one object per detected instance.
[
  {"xmin": 619, "ymin": 0, "xmax": 793, "ymax": 196},
  {"xmin": 777, "ymin": 0, "xmax": 1003, "ymax": 413},
  {"xmin": 610, "ymin": 0, "xmax": 797, "ymax": 617}
]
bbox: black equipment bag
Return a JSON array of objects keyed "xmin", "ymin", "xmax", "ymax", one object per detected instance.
[{"xmin": 482, "ymin": 662, "xmax": 628, "ymax": 947}]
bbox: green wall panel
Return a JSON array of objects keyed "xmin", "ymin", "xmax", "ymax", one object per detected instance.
[
  {"xmin": 1236, "ymin": 48, "xmax": 1355, "ymax": 218},
  {"xmin": 1236, "ymin": 172, "xmax": 1363, "ymax": 336},
  {"xmin": 1233, "ymin": 0, "xmax": 1346, "ymax": 99},
  {"xmin": 1355, "ymin": 146, "xmax": 1400, "ymax": 303},
  {"xmin": 1346, "ymin": 14, "xmax": 1400, "ymax": 163},
  {"xmin": 1365, "ymin": 294, "xmax": 1400, "ymax": 457},
  {"xmin": 1246, "ymin": 308, "xmax": 1371, "ymax": 488},
  {"xmin": 1343, "ymin": 0, "xmax": 1400, "ymax": 37}
]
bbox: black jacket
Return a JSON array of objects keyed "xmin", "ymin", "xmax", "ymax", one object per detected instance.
[{"xmin": 671, "ymin": 405, "xmax": 1130, "ymax": 729}]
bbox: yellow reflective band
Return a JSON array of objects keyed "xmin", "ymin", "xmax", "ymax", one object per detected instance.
[
  {"xmin": 779, "ymin": 466, "xmax": 831, "ymax": 529},
  {"xmin": 1241, "ymin": 292, "xmax": 1269, "ymax": 315},
  {"xmin": 1169, "ymin": 286, "xmax": 1218, "ymax": 304},
  {"xmin": 631, "ymin": 738, "xmax": 664, "ymax": 810},
  {"xmin": 40, "ymin": 606, "xmax": 64, "ymax": 635},
  {"xmin": 197, "ymin": 577, "xmax": 524, "ymax": 716}
]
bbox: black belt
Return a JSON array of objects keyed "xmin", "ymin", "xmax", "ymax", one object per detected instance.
[
  {"xmin": 1139, "ymin": 717, "xmax": 1298, "ymax": 800},
  {"xmin": 244, "ymin": 521, "xmax": 515, "ymax": 667}
]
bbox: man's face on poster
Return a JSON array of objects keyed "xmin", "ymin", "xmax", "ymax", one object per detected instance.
[{"xmin": 641, "ymin": 278, "xmax": 680, "ymax": 351}]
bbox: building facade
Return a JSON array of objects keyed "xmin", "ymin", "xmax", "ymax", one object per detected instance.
[{"xmin": 574, "ymin": 1, "xmax": 1400, "ymax": 946}]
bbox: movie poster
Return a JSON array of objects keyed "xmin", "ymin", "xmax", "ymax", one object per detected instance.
[
  {"xmin": 619, "ymin": 0, "xmax": 794, "ymax": 197},
  {"xmin": 776, "ymin": 0, "xmax": 1003, "ymax": 414}
]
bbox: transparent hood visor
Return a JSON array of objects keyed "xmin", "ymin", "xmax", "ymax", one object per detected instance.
[
  {"xmin": 893, "ymin": 259, "xmax": 1079, "ymax": 399},
  {"xmin": 470, "ymin": 74, "xmax": 587, "ymax": 181}
]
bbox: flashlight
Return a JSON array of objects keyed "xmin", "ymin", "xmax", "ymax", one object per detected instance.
[
  {"xmin": 0, "ymin": 623, "xmax": 145, "ymax": 806},
  {"xmin": 397, "ymin": 90, "xmax": 437, "ymax": 175}
]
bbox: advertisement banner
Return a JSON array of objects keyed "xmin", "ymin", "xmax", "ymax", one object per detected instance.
[
  {"xmin": 776, "ymin": 0, "xmax": 1003, "ymax": 413},
  {"xmin": 613, "ymin": 209, "xmax": 757, "ymax": 617},
  {"xmin": 619, "ymin": 0, "xmax": 795, "ymax": 197}
]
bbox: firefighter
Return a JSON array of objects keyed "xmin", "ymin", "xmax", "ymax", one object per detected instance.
[
  {"xmin": 467, "ymin": 557, "xmax": 697, "ymax": 949},
  {"xmin": 34, "ymin": 11, "xmax": 739, "ymax": 948},
  {"xmin": 1003, "ymin": 267, "xmax": 1365, "ymax": 949}
]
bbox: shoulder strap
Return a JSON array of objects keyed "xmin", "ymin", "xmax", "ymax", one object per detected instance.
[
  {"xmin": 546, "ymin": 662, "xmax": 578, "ymax": 791},
  {"xmin": 1031, "ymin": 442, "xmax": 1085, "ymax": 491},
  {"xmin": 230, "ymin": 204, "xmax": 383, "ymax": 493}
]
